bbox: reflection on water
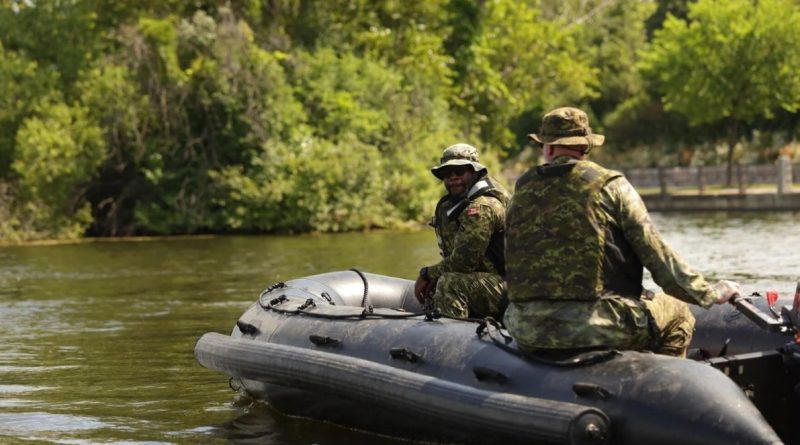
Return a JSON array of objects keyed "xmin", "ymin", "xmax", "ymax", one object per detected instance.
[
  {"xmin": 0, "ymin": 213, "xmax": 797, "ymax": 444},
  {"xmin": 648, "ymin": 212, "xmax": 800, "ymax": 296},
  {"xmin": 219, "ymin": 401, "xmax": 410, "ymax": 445},
  {"xmin": 0, "ymin": 412, "xmax": 110, "ymax": 432}
]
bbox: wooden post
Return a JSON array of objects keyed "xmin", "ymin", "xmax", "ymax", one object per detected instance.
[
  {"xmin": 697, "ymin": 165, "xmax": 705, "ymax": 195},
  {"xmin": 778, "ymin": 155, "xmax": 793, "ymax": 195},
  {"xmin": 737, "ymin": 164, "xmax": 746, "ymax": 195},
  {"xmin": 658, "ymin": 166, "xmax": 668, "ymax": 196}
]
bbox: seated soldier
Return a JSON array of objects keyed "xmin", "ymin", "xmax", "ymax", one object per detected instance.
[
  {"xmin": 415, "ymin": 143, "xmax": 510, "ymax": 319},
  {"xmin": 504, "ymin": 107, "xmax": 741, "ymax": 356}
]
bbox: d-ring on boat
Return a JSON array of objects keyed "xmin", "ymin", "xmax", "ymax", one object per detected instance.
[{"xmin": 194, "ymin": 270, "xmax": 800, "ymax": 445}]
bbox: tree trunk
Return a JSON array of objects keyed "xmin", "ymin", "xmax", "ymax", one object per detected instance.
[{"xmin": 725, "ymin": 123, "xmax": 738, "ymax": 187}]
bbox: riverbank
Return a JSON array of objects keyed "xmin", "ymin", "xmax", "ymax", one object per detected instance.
[{"xmin": 641, "ymin": 189, "xmax": 800, "ymax": 212}]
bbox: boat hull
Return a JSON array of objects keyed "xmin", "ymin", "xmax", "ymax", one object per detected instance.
[{"xmin": 195, "ymin": 271, "xmax": 790, "ymax": 444}]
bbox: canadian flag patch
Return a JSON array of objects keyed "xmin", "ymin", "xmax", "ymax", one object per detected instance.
[{"xmin": 467, "ymin": 207, "xmax": 480, "ymax": 216}]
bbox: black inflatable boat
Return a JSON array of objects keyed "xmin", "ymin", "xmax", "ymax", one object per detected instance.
[{"xmin": 194, "ymin": 270, "xmax": 800, "ymax": 445}]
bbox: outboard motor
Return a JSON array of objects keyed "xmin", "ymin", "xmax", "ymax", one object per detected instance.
[
  {"xmin": 781, "ymin": 283, "xmax": 800, "ymax": 386},
  {"xmin": 705, "ymin": 283, "xmax": 800, "ymax": 444}
]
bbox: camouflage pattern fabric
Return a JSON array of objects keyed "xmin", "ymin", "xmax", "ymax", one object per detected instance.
[
  {"xmin": 427, "ymin": 193, "xmax": 508, "ymax": 280},
  {"xmin": 432, "ymin": 272, "xmax": 504, "ymax": 319},
  {"xmin": 527, "ymin": 107, "xmax": 605, "ymax": 148},
  {"xmin": 644, "ymin": 293, "xmax": 696, "ymax": 357},
  {"xmin": 504, "ymin": 156, "xmax": 718, "ymax": 355},
  {"xmin": 505, "ymin": 160, "xmax": 621, "ymax": 301},
  {"xmin": 504, "ymin": 292, "xmax": 695, "ymax": 356},
  {"xmin": 431, "ymin": 143, "xmax": 487, "ymax": 179},
  {"xmin": 425, "ymin": 183, "xmax": 509, "ymax": 319}
]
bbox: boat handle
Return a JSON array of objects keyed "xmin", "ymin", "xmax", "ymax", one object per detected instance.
[
  {"xmin": 236, "ymin": 320, "xmax": 260, "ymax": 336},
  {"xmin": 473, "ymin": 366, "xmax": 508, "ymax": 385},
  {"xmin": 572, "ymin": 382, "xmax": 611, "ymax": 400},
  {"xmin": 389, "ymin": 347, "xmax": 421, "ymax": 363},
  {"xmin": 309, "ymin": 335, "xmax": 340, "ymax": 347}
]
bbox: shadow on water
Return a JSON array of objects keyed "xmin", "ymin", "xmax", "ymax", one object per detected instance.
[{"xmin": 219, "ymin": 400, "xmax": 416, "ymax": 445}]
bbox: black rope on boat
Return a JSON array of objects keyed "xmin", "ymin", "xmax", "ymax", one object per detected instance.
[
  {"xmin": 476, "ymin": 317, "xmax": 513, "ymax": 343},
  {"xmin": 298, "ymin": 298, "xmax": 316, "ymax": 311},
  {"xmin": 258, "ymin": 281, "xmax": 286, "ymax": 300},
  {"xmin": 259, "ymin": 292, "xmax": 428, "ymax": 320},
  {"xmin": 320, "ymin": 291, "xmax": 335, "ymax": 305},
  {"xmin": 258, "ymin": 294, "xmax": 288, "ymax": 309},
  {"xmin": 478, "ymin": 317, "xmax": 621, "ymax": 368},
  {"xmin": 253, "ymin": 273, "xmax": 492, "ymax": 323},
  {"xmin": 264, "ymin": 305, "xmax": 428, "ymax": 320},
  {"xmin": 259, "ymin": 296, "xmax": 495, "ymax": 322},
  {"xmin": 349, "ymin": 268, "xmax": 374, "ymax": 316}
]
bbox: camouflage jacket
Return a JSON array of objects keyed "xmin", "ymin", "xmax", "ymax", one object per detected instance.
[
  {"xmin": 504, "ymin": 156, "xmax": 718, "ymax": 350},
  {"xmin": 426, "ymin": 177, "xmax": 509, "ymax": 280},
  {"xmin": 505, "ymin": 159, "xmax": 625, "ymax": 301}
]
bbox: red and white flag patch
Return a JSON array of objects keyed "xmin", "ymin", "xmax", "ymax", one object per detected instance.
[{"xmin": 467, "ymin": 207, "xmax": 480, "ymax": 216}]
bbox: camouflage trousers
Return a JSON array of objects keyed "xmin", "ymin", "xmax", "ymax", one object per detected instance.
[
  {"xmin": 641, "ymin": 293, "xmax": 696, "ymax": 357},
  {"xmin": 504, "ymin": 292, "xmax": 696, "ymax": 357},
  {"xmin": 431, "ymin": 272, "xmax": 504, "ymax": 319}
]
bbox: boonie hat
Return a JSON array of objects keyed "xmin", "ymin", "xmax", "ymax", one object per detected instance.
[
  {"xmin": 430, "ymin": 143, "xmax": 487, "ymax": 179},
  {"xmin": 528, "ymin": 107, "xmax": 605, "ymax": 148}
]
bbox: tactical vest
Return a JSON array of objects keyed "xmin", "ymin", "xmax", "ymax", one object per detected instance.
[
  {"xmin": 506, "ymin": 160, "xmax": 641, "ymax": 302},
  {"xmin": 432, "ymin": 176, "xmax": 509, "ymax": 276}
]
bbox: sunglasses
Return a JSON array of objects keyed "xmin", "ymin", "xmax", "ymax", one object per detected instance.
[{"xmin": 440, "ymin": 165, "xmax": 473, "ymax": 178}]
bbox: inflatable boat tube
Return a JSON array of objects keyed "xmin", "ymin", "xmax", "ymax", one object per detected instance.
[{"xmin": 195, "ymin": 270, "xmax": 790, "ymax": 445}]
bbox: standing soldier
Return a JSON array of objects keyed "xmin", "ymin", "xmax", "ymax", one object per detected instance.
[
  {"xmin": 415, "ymin": 143, "xmax": 510, "ymax": 319},
  {"xmin": 504, "ymin": 107, "xmax": 741, "ymax": 356}
]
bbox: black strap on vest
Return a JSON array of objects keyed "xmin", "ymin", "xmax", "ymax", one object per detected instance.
[
  {"xmin": 432, "ymin": 176, "xmax": 507, "ymax": 276},
  {"xmin": 443, "ymin": 178, "xmax": 493, "ymax": 221},
  {"xmin": 486, "ymin": 229, "xmax": 506, "ymax": 276}
]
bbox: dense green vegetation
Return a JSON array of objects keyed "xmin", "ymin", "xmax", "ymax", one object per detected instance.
[{"xmin": 1, "ymin": 0, "xmax": 799, "ymax": 241}]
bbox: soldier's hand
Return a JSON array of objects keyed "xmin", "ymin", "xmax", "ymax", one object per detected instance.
[
  {"xmin": 713, "ymin": 279, "xmax": 742, "ymax": 304},
  {"xmin": 414, "ymin": 275, "xmax": 430, "ymax": 304}
]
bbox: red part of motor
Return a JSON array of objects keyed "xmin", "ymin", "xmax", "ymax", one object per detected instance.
[{"xmin": 766, "ymin": 290, "xmax": 779, "ymax": 307}]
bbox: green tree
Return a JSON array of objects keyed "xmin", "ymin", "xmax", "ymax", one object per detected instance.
[
  {"xmin": 0, "ymin": 42, "xmax": 57, "ymax": 177},
  {"xmin": 572, "ymin": 1, "xmax": 656, "ymax": 123},
  {"xmin": 644, "ymin": 0, "xmax": 691, "ymax": 38},
  {"xmin": 116, "ymin": 10, "xmax": 308, "ymax": 234},
  {"xmin": 76, "ymin": 63, "xmax": 151, "ymax": 235},
  {"xmin": 0, "ymin": 0, "xmax": 103, "ymax": 89},
  {"xmin": 12, "ymin": 100, "xmax": 105, "ymax": 239},
  {"xmin": 639, "ymin": 0, "xmax": 800, "ymax": 183},
  {"xmin": 456, "ymin": 0, "xmax": 598, "ymax": 154}
]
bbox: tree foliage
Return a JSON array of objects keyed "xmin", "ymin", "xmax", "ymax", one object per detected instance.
[
  {"xmin": 455, "ymin": 0, "xmax": 597, "ymax": 154},
  {"xmin": 1, "ymin": 0, "xmax": 800, "ymax": 241},
  {"xmin": 12, "ymin": 100, "xmax": 105, "ymax": 238},
  {"xmin": 639, "ymin": 0, "xmax": 800, "ymax": 179}
]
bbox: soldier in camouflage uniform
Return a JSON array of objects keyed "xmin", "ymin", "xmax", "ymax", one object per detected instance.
[
  {"xmin": 504, "ymin": 107, "xmax": 741, "ymax": 356},
  {"xmin": 415, "ymin": 143, "xmax": 510, "ymax": 319}
]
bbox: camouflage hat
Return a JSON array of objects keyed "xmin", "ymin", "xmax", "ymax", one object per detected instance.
[
  {"xmin": 430, "ymin": 143, "xmax": 487, "ymax": 179},
  {"xmin": 528, "ymin": 107, "xmax": 604, "ymax": 148}
]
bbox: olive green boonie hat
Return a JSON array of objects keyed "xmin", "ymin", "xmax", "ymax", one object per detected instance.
[
  {"xmin": 528, "ymin": 107, "xmax": 605, "ymax": 148},
  {"xmin": 430, "ymin": 143, "xmax": 487, "ymax": 179}
]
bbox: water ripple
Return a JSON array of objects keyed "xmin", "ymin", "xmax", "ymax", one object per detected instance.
[{"xmin": 0, "ymin": 412, "xmax": 109, "ymax": 432}]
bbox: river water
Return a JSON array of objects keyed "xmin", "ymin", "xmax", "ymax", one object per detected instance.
[{"xmin": 1, "ymin": 212, "xmax": 798, "ymax": 444}]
